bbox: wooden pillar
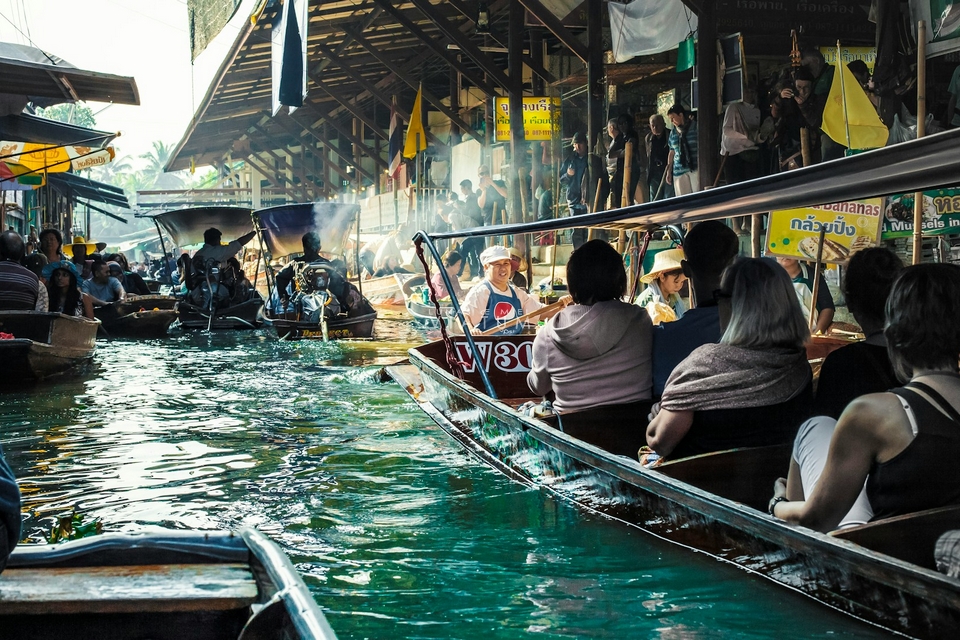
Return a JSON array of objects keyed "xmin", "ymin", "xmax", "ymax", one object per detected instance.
[
  {"xmin": 586, "ymin": 0, "xmax": 604, "ymax": 150},
  {"xmin": 450, "ymin": 64, "xmax": 462, "ymax": 146},
  {"xmin": 696, "ymin": 0, "xmax": 718, "ymax": 191},
  {"xmin": 508, "ymin": 0, "xmax": 526, "ymax": 226},
  {"xmin": 912, "ymin": 20, "xmax": 927, "ymax": 265}
]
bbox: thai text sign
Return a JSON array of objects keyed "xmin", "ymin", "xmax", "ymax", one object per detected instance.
[
  {"xmin": 494, "ymin": 97, "xmax": 561, "ymax": 142},
  {"xmin": 766, "ymin": 198, "xmax": 883, "ymax": 263},
  {"xmin": 881, "ymin": 188, "xmax": 960, "ymax": 238},
  {"xmin": 820, "ymin": 45, "xmax": 876, "ymax": 73}
]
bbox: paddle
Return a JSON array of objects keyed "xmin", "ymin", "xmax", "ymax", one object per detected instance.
[{"xmin": 476, "ymin": 299, "xmax": 567, "ymax": 336}]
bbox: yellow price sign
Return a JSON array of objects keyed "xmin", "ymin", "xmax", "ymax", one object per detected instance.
[{"xmin": 494, "ymin": 97, "xmax": 561, "ymax": 142}]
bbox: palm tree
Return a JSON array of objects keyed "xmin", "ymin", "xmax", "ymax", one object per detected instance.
[{"xmin": 140, "ymin": 141, "xmax": 185, "ymax": 190}]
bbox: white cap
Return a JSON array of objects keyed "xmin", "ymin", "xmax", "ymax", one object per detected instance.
[{"xmin": 479, "ymin": 245, "xmax": 511, "ymax": 266}]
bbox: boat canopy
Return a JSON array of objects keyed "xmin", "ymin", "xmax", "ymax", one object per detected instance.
[
  {"xmin": 149, "ymin": 206, "xmax": 253, "ymax": 248},
  {"xmin": 253, "ymin": 202, "xmax": 360, "ymax": 258},
  {"xmin": 426, "ymin": 128, "xmax": 960, "ymax": 240}
]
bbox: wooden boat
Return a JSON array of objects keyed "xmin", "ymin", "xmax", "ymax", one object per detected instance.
[
  {"xmin": 1, "ymin": 528, "xmax": 337, "ymax": 639},
  {"xmin": 389, "ymin": 336, "xmax": 960, "ymax": 638},
  {"xmin": 149, "ymin": 206, "xmax": 266, "ymax": 331},
  {"xmin": 93, "ymin": 295, "xmax": 179, "ymax": 338},
  {"xmin": 356, "ymin": 273, "xmax": 407, "ymax": 307},
  {"xmin": 254, "ymin": 203, "xmax": 377, "ymax": 341},
  {"xmin": 0, "ymin": 311, "xmax": 98, "ymax": 381},
  {"xmin": 392, "ymin": 129, "xmax": 960, "ymax": 636},
  {"xmin": 399, "ymin": 274, "xmax": 453, "ymax": 327}
]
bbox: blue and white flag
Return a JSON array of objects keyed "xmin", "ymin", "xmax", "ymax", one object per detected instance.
[{"xmin": 388, "ymin": 99, "xmax": 403, "ymax": 179}]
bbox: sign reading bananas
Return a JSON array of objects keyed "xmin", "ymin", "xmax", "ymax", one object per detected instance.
[
  {"xmin": 494, "ymin": 97, "xmax": 561, "ymax": 142},
  {"xmin": 766, "ymin": 198, "xmax": 883, "ymax": 263}
]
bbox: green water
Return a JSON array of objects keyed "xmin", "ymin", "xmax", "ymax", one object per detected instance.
[{"xmin": 0, "ymin": 327, "xmax": 889, "ymax": 639}]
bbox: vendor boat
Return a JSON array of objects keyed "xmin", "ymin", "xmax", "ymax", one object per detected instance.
[
  {"xmin": 93, "ymin": 295, "xmax": 179, "ymax": 339},
  {"xmin": 399, "ymin": 274, "xmax": 453, "ymax": 328},
  {"xmin": 1, "ymin": 528, "xmax": 337, "ymax": 639},
  {"xmin": 0, "ymin": 311, "xmax": 98, "ymax": 381},
  {"xmin": 391, "ymin": 129, "xmax": 960, "ymax": 638},
  {"xmin": 354, "ymin": 272, "xmax": 408, "ymax": 307},
  {"xmin": 254, "ymin": 203, "xmax": 376, "ymax": 341},
  {"xmin": 148, "ymin": 206, "xmax": 265, "ymax": 331}
]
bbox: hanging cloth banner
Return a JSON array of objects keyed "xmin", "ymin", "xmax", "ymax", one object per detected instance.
[
  {"xmin": 0, "ymin": 142, "xmax": 115, "ymax": 174},
  {"xmin": 910, "ymin": 0, "xmax": 960, "ymax": 57},
  {"xmin": 608, "ymin": 0, "xmax": 697, "ymax": 63},
  {"xmin": 272, "ymin": 0, "xmax": 309, "ymax": 115},
  {"xmin": 188, "ymin": 0, "xmax": 241, "ymax": 62},
  {"xmin": 403, "ymin": 85, "xmax": 427, "ymax": 160},
  {"xmin": 676, "ymin": 37, "xmax": 695, "ymax": 72},
  {"xmin": 821, "ymin": 46, "xmax": 889, "ymax": 150}
]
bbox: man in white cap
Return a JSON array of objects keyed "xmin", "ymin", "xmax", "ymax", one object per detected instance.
[{"xmin": 460, "ymin": 245, "xmax": 544, "ymax": 335}]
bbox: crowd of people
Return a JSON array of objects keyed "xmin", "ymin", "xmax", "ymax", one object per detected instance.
[{"xmin": 514, "ymin": 222, "xmax": 960, "ymax": 534}]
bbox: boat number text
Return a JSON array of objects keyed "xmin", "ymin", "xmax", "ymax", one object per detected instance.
[{"xmin": 455, "ymin": 340, "xmax": 533, "ymax": 373}]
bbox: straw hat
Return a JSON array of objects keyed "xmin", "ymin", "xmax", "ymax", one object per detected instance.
[
  {"xmin": 640, "ymin": 248, "xmax": 686, "ymax": 284},
  {"xmin": 62, "ymin": 236, "xmax": 99, "ymax": 259}
]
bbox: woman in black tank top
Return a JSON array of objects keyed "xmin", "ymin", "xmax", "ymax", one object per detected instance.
[{"xmin": 771, "ymin": 264, "xmax": 960, "ymax": 532}]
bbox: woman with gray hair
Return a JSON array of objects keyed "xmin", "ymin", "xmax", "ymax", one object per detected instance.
[{"xmin": 645, "ymin": 257, "xmax": 812, "ymax": 460}]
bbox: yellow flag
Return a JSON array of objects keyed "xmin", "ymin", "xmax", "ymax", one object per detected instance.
[
  {"xmin": 821, "ymin": 53, "xmax": 888, "ymax": 150},
  {"xmin": 403, "ymin": 85, "xmax": 427, "ymax": 159}
]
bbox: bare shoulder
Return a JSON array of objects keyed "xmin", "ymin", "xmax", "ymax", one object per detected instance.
[{"xmin": 837, "ymin": 392, "xmax": 912, "ymax": 454}]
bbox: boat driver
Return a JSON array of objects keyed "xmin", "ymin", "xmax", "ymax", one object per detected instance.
[
  {"xmin": 0, "ymin": 230, "xmax": 48, "ymax": 312},
  {"xmin": 460, "ymin": 246, "xmax": 553, "ymax": 335},
  {"xmin": 194, "ymin": 227, "xmax": 256, "ymax": 267},
  {"xmin": 275, "ymin": 232, "xmax": 357, "ymax": 314}
]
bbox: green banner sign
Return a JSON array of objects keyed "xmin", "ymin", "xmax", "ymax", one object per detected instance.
[{"xmin": 881, "ymin": 188, "xmax": 960, "ymax": 238}]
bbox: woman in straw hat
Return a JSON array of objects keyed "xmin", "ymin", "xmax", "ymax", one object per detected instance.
[{"xmin": 636, "ymin": 248, "xmax": 687, "ymax": 324}]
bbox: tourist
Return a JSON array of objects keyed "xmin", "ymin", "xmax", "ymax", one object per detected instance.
[
  {"xmin": 82, "ymin": 261, "xmax": 126, "ymax": 306},
  {"xmin": 455, "ymin": 179, "xmax": 484, "ymax": 278},
  {"xmin": 509, "ymin": 247, "xmax": 528, "ymax": 291},
  {"xmin": 373, "ymin": 255, "xmax": 409, "ymax": 278},
  {"xmin": 721, "ymin": 84, "xmax": 762, "ymax": 233},
  {"xmin": 527, "ymin": 239, "xmax": 653, "ymax": 457},
  {"xmin": 666, "ymin": 105, "xmax": 699, "ymax": 196},
  {"xmin": 47, "ymin": 263, "xmax": 93, "ymax": 318},
  {"xmin": 559, "ymin": 132, "xmax": 608, "ymax": 248},
  {"xmin": 107, "ymin": 255, "xmax": 150, "ymax": 296},
  {"xmin": 646, "ymin": 257, "xmax": 812, "ymax": 459},
  {"xmin": 535, "ymin": 173, "xmax": 555, "ymax": 246},
  {"xmin": 194, "ymin": 227, "xmax": 256, "ymax": 270},
  {"xmin": 0, "ymin": 442, "xmax": 20, "ymax": 572},
  {"xmin": 477, "ymin": 165, "xmax": 507, "ymax": 227},
  {"xmin": 650, "ymin": 221, "xmax": 740, "ymax": 398},
  {"xmin": 646, "ymin": 114, "xmax": 674, "ymax": 201},
  {"xmin": 430, "ymin": 251, "xmax": 463, "ymax": 300},
  {"xmin": 814, "ymin": 248, "xmax": 902, "ymax": 419},
  {"xmin": 636, "ymin": 248, "xmax": 687, "ymax": 325},
  {"xmin": 460, "ymin": 245, "xmax": 550, "ymax": 335},
  {"xmin": 776, "ymin": 257, "xmax": 834, "ymax": 334},
  {"xmin": 0, "ymin": 230, "xmax": 48, "ymax": 312},
  {"xmin": 608, "ymin": 114, "xmax": 641, "ymax": 208},
  {"xmin": 66, "ymin": 236, "xmax": 95, "ymax": 280},
  {"xmin": 779, "ymin": 67, "xmax": 824, "ymax": 162},
  {"xmin": 771, "ymin": 264, "xmax": 960, "ymax": 532},
  {"xmin": 38, "ymin": 228, "xmax": 65, "ymax": 268}
]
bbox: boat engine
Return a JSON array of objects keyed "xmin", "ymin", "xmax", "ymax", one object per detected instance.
[
  {"xmin": 189, "ymin": 259, "xmax": 232, "ymax": 311},
  {"xmin": 293, "ymin": 262, "xmax": 342, "ymax": 320}
]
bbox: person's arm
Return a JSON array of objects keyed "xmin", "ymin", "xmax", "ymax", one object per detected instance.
[
  {"xmin": 815, "ymin": 308, "xmax": 835, "ymax": 334},
  {"xmin": 275, "ymin": 264, "xmax": 294, "ymax": 302},
  {"xmin": 115, "ymin": 280, "xmax": 127, "ymax": 302},
  {"xmin": 665, "ymin": 149, "xmax": 675, "ymax": 184},
  {"xmin": 646, "ymin": 405, "xmax": 694, "ymax": 456},
  {"xmin": 477, "ymin": 183, "xmax": 489, "ymax": 209},
  {"xmin": 81, "ymin": 292, "xmax": 95, "ymax": 319},
  {"xmin": 35, "ymin": 284, "xmax": 49, "ymax": 312},
  {"xmin": 772, "ymin": 395, "xmax": 891, "ymax": 531},
  {"xmin": 459, "ymin": 286, "xmax": 488, "ymax": 329},
  {"xmin": 237, "ymin": 230, "xmax": 256, "ymax": 246},
  {"xmin": 814, "ymin": 273, "xmax": 835, "ymax": 334},
  {"xmin": 490, "ymin": 180, "xmax": 507, "ymax": 198},
  {"xmin": 526, "ymin": 333, "xmax": 553, "ymax": 396}
]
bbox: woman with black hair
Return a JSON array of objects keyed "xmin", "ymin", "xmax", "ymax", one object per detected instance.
[
  {"xmin": 527, "ymin": 239, "xmax": 653, "ymax": 456},
  {"xmin": 772, "ymin": 264, "xmax": 960, "ymax": 531},
  {"xmin": 47, "ymin": 264, "xmax": 93, "ymax": 318}
]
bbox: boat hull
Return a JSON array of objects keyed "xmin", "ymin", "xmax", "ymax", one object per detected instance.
[
  {"xmin": 178, "ymin": 297, "xmax": 264, "ymax": 331},
  {"xmin": 356, "ymin": 273, "xmax": 407, "ymax": 306},
  {"xmin": 2, "ymin": 528, "xmax": 337, "ymax": 640},
  {"xmin": 392, "ymin": 336, "xmax": 960, "ymax": 638},
  {"xmin": 94, "ymin": 296, "xmax": 179, "ymax": 338},
  {"xmin": 269, "ymin": 311, "xmax": 377, "ymax": 340},
  {"xmin": 0, "ymin": 312, "xmax": 98, "ymax": 381}
]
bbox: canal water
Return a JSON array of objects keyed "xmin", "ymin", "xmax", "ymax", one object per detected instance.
[{"xmin": 0, "ymin": 323, "xmax": 887, "ymax": 639}]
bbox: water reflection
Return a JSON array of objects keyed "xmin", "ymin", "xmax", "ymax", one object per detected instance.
[{"xmin": 0, "ymin": 327, "xmax": 883, "ymax": 638}]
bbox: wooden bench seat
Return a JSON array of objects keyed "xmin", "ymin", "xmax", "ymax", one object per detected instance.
[
  {"xmin": 831, "ymin": 505, "xmax": 960, "ymax": 570},
  {"xmin": 0, "ymin": 563, "xmax": 258, "ymax": 615}
]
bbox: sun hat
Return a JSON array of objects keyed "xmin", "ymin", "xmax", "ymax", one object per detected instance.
[
  {"xmin": 41, "ymin": 260, "xmax": 80, "ymax": 281},
  {"xmin": 480, "ymin": 245, "xmax": 511, "ymax": 266},
  {"xmin": 62, "ymin": 235, "xmax": 99, "ymax": 259},
  {"xmin": 640, "ymin": 248, "xmax": 686, "ymax": 284}
]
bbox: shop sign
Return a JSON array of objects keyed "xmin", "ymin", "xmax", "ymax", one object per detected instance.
[
  {"xmin": 494, "ymin": 97, "xmax": 561, "ymax": 142},
  {"xmin": 820, "ymin": 45, "xmax": 876, "ymax": 73},
  {"xmin": 766, "ymin": 198, "xmax": 883, "ymax": 262},
  {"xmin": 881, "ymin": 188, "xmax": 960, "ymax": 238}
]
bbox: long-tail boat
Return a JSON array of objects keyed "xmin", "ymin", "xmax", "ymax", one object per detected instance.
[
  {"xmin": 390, "ymin": 129, "xmax": 960, "ymax": 637},
  {"xmin": 253, "ymin": 203, "xmax": 377, "ymax": 340},
  {"xmin": 93, "ymin": 295, "xmax": 179, "ymax": 338},
  {"xmin": 0, "ymin": 311, "xmax": 98, "ymax": 381},
  {"xmin": 1, "ymin": 528, "xmax": 337, "ymax": 639},
  {"xmin": 148, "ymin": 206, "xmax": 265, "ymax": 331}
]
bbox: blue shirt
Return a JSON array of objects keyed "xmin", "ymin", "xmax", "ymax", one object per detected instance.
[
  {"xmin": 668, "ymin": 119, "xmax": 698, "ymax": 177},
  {"xmin": 82, "ymin": 277, "xmax": 123, "ymax": 303},
  {"xmin": 651, "ymin": 305, "xmax": 722, "ymax": 397}
]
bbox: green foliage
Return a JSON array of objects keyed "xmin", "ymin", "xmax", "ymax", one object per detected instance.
[{"xmin": 34, "ymin": 103, "xmax": 97, "ymax": 128}]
